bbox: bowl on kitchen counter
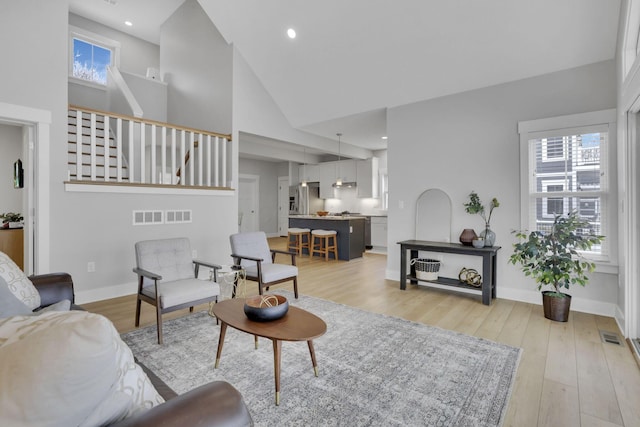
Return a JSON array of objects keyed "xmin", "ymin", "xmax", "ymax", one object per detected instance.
[{"xmin": 316, "ymin": 211, "xmax": 329, "ymax": 216}]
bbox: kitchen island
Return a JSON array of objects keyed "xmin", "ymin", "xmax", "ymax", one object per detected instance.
[{"xmin": 289, "ymin": 216, "xmax": 365, "ymax": 261}]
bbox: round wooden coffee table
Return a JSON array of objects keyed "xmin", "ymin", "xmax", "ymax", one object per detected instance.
[{"xmin": 211, "ymin": 297, "xmax": 327, "ymax": 405}]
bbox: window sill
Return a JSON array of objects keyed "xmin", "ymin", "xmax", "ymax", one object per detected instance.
[
  {"xmin": 592, "ymin": 261, "xmax": 618, "ymax": 275},
  {"xmin": 68, "ymin": 76, "xmax": 107, "ymax": 91}
]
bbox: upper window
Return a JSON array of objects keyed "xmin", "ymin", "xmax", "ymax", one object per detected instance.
[
  {"xmin": 69, "ymin": 26, "xmax": 120, "ymax": 87},
  {"xmin": 518, "ymin": 110, "xmax": 616, "ymax": 264}
]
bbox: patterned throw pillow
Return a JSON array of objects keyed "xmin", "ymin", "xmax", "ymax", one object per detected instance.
[
  {"xmin": 0, "ymin": 251, "xmax": 40, "ymax": 310},
  {"xmin": 0, "ymin": 311, "xmax": 164, "ymax": 425}
]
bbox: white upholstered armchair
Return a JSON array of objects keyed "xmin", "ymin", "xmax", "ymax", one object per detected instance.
[
  {"xmin": 133, "ymin": 238, "xmax": 221, "ymax": 344},
  {"xmin": 229, "ymin": 231, "xmax": 299, "ymax": 299}
]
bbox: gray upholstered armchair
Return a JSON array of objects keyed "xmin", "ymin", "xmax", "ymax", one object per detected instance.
[
  {"xmin": 133, "ymin": 237, "xmax": 221, "ymax": 344},
  {"xmin": 229, "ymin": 231, "xmax": 299, "ymax": 298}
]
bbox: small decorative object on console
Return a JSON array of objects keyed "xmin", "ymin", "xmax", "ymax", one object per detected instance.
[
  {"xmin": 244, "ymin": 295, "xmax": 289, "ymax": 321},
  {"xmin": 459, "ymin": 228, "xmax": 477, "ymax": 246},
  {"xmin": 472, "ymin": 238, "xmax": 485, "ymax": 248},
  {"xmin": 458, "ymin": 267, "xmax": 482, "ymax": 287}
]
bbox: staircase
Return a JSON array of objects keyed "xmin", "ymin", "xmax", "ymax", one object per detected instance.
[{"xmin": 67, "ymin": 109, "xmax": 129, "ymax": 182}]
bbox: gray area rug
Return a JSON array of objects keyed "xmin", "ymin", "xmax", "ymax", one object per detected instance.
[{"xmin": 122, "ymin": 291, "xmax": 521, "ymax": 426}]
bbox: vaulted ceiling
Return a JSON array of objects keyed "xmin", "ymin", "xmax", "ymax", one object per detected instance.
[{"xmin": 69, "ymin": 0, "xmax": 621, "ymax": 152}]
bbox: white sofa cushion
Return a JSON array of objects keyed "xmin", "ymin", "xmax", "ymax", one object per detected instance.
[
  {"xmin": 0, "ymin": 251, "xmax": 40, "ymax": 310},
  {"xmin": 244, "ymin": 263, "xmax": 298, "ymax": 283},
  {"xmin": 0, "ymin": 311, "xmax": 163, "ymax": 427},
  {"xmin": 141, "ymin": 278, "xmax": 220, "ymax": 309}
]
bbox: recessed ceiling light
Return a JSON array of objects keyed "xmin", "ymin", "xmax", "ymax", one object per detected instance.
[
  {"xmin": 125, "ymin": 21, "xmax": 133, "ymax": 27},
  {"xmin": 287, "ymin": 28, "xmax": 296, "ymax": 39},
  {"xmin": 381, "ymin": 136, "xmax": 388, "ymax": 140}
]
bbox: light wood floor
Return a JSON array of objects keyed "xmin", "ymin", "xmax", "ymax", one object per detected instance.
[{"xmin": 84, "ymin": 237, "xmax": 640, "ymax": 427}]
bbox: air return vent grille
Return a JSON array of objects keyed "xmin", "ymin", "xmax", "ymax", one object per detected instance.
[
  {"xmin": 599, "ymin": 330, "xmax": 622, "ymax": 346},
  {"xmin": 132, "ymin": 210, "xmax": 163, "ymax": 225},
  {"xmin": 165, "ymin": 210, "xmax": 192, "ymax": 224}
]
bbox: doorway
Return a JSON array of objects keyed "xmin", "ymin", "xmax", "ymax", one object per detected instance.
[
  {"xmin": 238, "ymin": 174, "xmax": 259, "ymax": 233},
  {"xmin": 277, "ymin": 176, "xmax": 289, "ymax": 237},
  {"xmin": 0, "ymin": 102, "xmax": 51, "ymax": 274}
]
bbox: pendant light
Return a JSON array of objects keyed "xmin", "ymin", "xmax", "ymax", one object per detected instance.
[
  {"xmin": 301, "ymin": 147, "xmax": 307, "ymax": 187},
  {"xmin": 335, "ymin": 133, "xmax": 343, "ymax": 187}
]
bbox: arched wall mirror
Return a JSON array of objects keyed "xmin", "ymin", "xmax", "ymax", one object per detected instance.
[{"xmin": 415, "ymin": 188, "xmax": 452, "ymax": 242}]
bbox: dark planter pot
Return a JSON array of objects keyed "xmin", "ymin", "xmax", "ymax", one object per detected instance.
[{"xmin": 542, "ymin": 291, "xmax": 571, "ymax": 322}]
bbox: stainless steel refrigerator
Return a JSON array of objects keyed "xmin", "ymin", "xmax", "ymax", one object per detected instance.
[{"xmin": 289, "ymin": 183, "xmax": 323, "ymax": 215}]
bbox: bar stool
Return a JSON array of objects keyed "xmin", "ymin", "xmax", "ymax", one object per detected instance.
[
  {"xmin": 287, "ymin": 228, "xmax": 311, "ymax": 256},
  {"xmin": 311, "ymin": 229, "xmax": 338, "ymax": 261}
]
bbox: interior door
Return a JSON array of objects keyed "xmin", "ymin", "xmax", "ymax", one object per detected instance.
[
  {"xmin": 238, "ymin": 175, "xmax": 259, "ymax": 233},
  {"xmin": 278, "ymin": 176, "xmax": 289, "ymax": 236}
]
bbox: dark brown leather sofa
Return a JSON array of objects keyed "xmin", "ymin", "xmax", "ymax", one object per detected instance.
[{"xmin": 29, "ymin": 273, "xmax": 253, "ymax": 427}]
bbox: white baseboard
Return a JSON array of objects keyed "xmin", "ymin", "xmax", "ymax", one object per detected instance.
[
  {"xmin": 614, "ymin": 305, "xmax": 626, "ymax": 337},
  {"xmin": 386, "ymin": 268, "xmax": 617, "ymax": 317},
  {"xmin": 75, "ymin": 281, "xmax": 137, "ymax": 304}
]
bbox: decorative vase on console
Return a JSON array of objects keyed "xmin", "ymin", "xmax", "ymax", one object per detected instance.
[
  {"xmin": 459, "ymin": 229, "xmax": 477, "ymax": 246},
  {"xmin": 463, "ymin": 191, "xmax": 500, "ymax": 248},
  {"xmin": 480, "ymin": 224, "xmax": 496, "ymax": 247}
]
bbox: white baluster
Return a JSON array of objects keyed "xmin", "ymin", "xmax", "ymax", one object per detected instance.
[
  {"xmin": 214, "ymin": 136, "xmax": 220, "ymax": 187},
  {"xmin": 90, "ymin": 113, "xmax": 97, "ymax": 181},
  {"xmin": 189, "ymin": 131, "xmax": 195, "ymax": 186},
  {"xmin": 151, "ymin": 124, "xmax": 156, "ymax": 184},
  {"xmin": 103, "ymin": 114, "xmax": 110, "ymax": 182},
  {"xmin": 171, "ymin": 128, "xmax": 177, "ymax": 185},
  {"xmin": 180, "ymin": 130, "xmax": 186, "ymax": 186},
  {"xmin": 116, "ymin": 118, "xmax": 123, "ymax": 182},
  {"xmin": 161, "ymin": 126, "xmax": 167, "ymax": 184},
  {"xmin": 128, "ymin": 120, "xmax": 135, "ymax": 183},
  {"xmin": 206, "ymin": 135, "xmax": 212, "ymax": 186},
  {"xmin": 221, "ymin": 137, "xmax": 227, "ymax": 187},
  {"xmin": 140, "ymin": 122, "xmax": 146, "ymax": 184},
  {"xmin": 75, "ymin": 110, "xmax": 82, "ymax": 181}
]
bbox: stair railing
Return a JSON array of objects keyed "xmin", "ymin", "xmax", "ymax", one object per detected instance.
[{"xmin": 67, "ymin": 105, "xmax": 232, "ymax": 189}]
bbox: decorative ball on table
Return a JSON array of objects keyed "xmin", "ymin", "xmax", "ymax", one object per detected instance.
[{"xmin": 244, "ymin": 295, "xmax": 289, "ymax": 321}]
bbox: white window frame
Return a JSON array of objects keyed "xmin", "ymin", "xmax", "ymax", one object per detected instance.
[
  {"xmin": 69, "ymin": 26, "xmax": 120, "ymax": 89},
  {"xmin": 518, "ymin": 109, "xmax": 617, "ymax": 271},
  {"xmin": 541, "ymin": 137, "xmax": 568, "ymax": 162},
  {"xmin": 541, "ymin": 179, "xmax": 567, "ymax": 218}
]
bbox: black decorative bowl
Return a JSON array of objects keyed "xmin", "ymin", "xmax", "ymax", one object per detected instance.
[{"xmin": 244, "ymin": 295, "xmax": 289, "ymax": 322}]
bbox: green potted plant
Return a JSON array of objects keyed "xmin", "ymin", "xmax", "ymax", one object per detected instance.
[
  {"xmin": 1, "ymin": 212, "xmax": 24, "ymax": 229},
  {"xmin": 509, "ymin": 211, "xmax": 604, "ymax": 322},
  {"xmin": 463, "ymin": 191, "xmax": 499, "ymax": 247}
]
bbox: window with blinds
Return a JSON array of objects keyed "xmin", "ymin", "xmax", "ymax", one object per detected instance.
[{"xmin": 526, "ymin": 126, "xmax": 607, "ymax": 257}]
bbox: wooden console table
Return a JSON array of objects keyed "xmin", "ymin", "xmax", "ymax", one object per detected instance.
[{"xmin": 398, "ymin": 240, "xmax": 500, "ymax": 305}]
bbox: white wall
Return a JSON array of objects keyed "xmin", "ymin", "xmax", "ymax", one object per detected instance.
[
  {"xmin": 68, "ymin": 13, "xmax": 161, "ymax": 112},
  {"xmin": 0, "ymin": 2, "xmax": 239, "ymax": 302},
  {"xmin": 69, "ymin": 13, "xmax": 161, "ymax": 77},
  {"xmin": 0, "ymin": 124, "xmax": 24, "ymax": 214},
  {"xmin": 387, "ymin": 60, "xmax": 619, "ymax": 315},
  {"xmin": 161, "ymin": 0, "xmax": 232, "ymax": 133},
  {"xmin": 231, "ymin": 47, "xmax": 373, "ymax": 160}
]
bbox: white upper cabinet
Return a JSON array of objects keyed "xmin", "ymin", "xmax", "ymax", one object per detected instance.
[
  {"xmin": 338, "ymin": 159, "xmax": 357, "ymax": 183},
  {"xmin": 319, "ymin": 162, "xmax": 337, "ymax": 199},
  {"xmin": 298, "ymin": 163, "xmax": 320, "ymax": 183},
  {"xmin": 356, "ymin": 157, "xmax": 379, "ymax": 198}
]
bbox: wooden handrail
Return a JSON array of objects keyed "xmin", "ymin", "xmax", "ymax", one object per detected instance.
[{"xmin": 69, "ymin": 104, "xmax": 232, "ymax": 141}]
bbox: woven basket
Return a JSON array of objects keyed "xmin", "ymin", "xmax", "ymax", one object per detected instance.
[{"xmin": 411, "ymin": 258, "xmax": 441, "ymax": 281}]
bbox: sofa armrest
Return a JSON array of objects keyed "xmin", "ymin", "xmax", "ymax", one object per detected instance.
[
  {"xmin": 28, "ymin": 273, "xmax": 75, "ymax": 307},
  {"xmin": 111, "ymin": 381, "xmax": 253, "ymax": 427}
]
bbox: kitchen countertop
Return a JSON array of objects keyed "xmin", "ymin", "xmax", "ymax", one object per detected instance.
[{"xmin": 289, "ymin": 215, "xmax": 366, "ymax": 220}]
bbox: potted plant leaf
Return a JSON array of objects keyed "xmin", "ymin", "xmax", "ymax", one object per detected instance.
[
  {"xmin": 0, "ymin": 212, "xmax": 24, "ymax": 229},
  {"xmin": 509, "ymin": 211, "xmax": 604, "ymax": 322}
]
